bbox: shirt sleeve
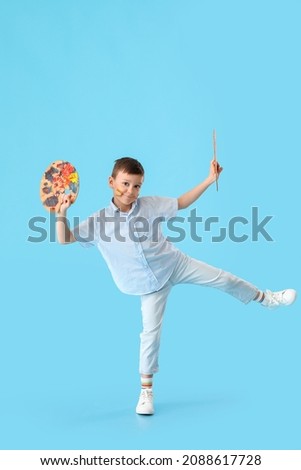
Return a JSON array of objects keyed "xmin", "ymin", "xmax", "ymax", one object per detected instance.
[{"xmin": 73, "ymin": 215, "xmax": 97, "ymax": 248}]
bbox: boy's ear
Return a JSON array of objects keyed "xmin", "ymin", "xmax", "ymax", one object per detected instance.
[{"xmin": 108, "ymin": 176, "xmax": 114, "ymax": 188}]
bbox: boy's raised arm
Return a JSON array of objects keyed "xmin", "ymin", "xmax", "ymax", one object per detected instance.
[
  {"xmin": 177, "ymin": 159, "xmax": 223, "ymax": 210},
  {"xmin": 56, "ymin": 194, "xmax": 77, "ymax": 244}
]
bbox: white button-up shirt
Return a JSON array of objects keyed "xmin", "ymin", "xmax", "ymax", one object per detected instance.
[{"xmin": 75, "ymin": 196, "xmax": 181, "ymax": 295}]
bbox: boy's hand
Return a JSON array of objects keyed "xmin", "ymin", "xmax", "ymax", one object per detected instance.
[
  {"xmin": 57, "ymin": 192, "xmax": 74, "ymax": 214},
  {"xmin": 209, "ymin": 159, "xmax": 223, "ymax": 182},
  {"xmin": 55, "ymin": 192, "xmax": 76, "ymax": 244}
]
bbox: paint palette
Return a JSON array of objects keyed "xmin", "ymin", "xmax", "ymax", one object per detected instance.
[{"xmin": 40, "ymin": 160, "xmax": 80, "ymax": 212}]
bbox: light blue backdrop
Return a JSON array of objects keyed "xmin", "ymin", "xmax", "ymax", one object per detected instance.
[{"xmin": 1, "ymin": 0, "xmax": 300, "ymax": 450}]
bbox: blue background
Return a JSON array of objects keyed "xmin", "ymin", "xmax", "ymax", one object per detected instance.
[{"xmin": 1, "ymin": 0, "xmax": 300, "ymax": 450}]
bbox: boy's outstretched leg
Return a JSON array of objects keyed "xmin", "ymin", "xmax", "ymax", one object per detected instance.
[{"xmin": 170, "ymin": 253, "xmax": 297, "ymax": 309}]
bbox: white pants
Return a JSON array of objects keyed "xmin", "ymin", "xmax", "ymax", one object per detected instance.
[{"xmin": 139, "ymin": 252, "xmax": 259, "ymax": 375}]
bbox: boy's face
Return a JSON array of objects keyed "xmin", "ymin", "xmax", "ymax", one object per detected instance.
[{"xmin": 108, "ymin": 171, "xmax": 144, "ymax": 212}]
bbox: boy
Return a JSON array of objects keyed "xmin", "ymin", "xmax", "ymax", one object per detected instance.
[{"xmin": 56, "ymin": 157, "xmax": 297, "ymax": 415}]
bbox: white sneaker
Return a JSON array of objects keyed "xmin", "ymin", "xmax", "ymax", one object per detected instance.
[
  {"xmin": 136, "ymin": 388, "xmax": 154, "ymax": 415},
  {"xmin": 262, "ymin": 289, "xmax": 297, "ymax": 309}
]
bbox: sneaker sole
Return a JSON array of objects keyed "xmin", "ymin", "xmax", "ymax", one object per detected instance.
[{"xmin": 136, "ymin": 409, "xmax": 154, "ymax": 415}]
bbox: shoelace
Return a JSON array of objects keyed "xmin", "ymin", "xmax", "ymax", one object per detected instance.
[
  {"xmin": 266, "ymin": 289, "xmax": 284, "ymax": 306},
  {"xmin": 140, "ymin": 389, "xmax": 153, "ymax": 404}
]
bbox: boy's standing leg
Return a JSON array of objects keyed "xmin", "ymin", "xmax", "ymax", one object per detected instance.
[{"xmin": 136, "ymin": 282, "xmax": 172, "ymax": 415}]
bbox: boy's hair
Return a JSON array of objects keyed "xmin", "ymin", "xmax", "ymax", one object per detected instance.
[{"xmin": 111, "ymin": 157, "xmax": 144, "ymax": 178}]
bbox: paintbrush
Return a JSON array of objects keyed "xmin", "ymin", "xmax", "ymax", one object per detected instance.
[{"xmin": 213, "ymin": 129, "xmax": 219, "ymax": 191}]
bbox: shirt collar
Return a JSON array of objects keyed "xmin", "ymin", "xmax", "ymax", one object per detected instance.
[{"xmin": 109, "ymin": 197, "xmax": 138, "ymax": 215}]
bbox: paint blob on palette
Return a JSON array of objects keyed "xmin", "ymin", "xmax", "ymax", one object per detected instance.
[{"xmin": 40, "ymin": 160, "xmax": 80, "ymax": 212}]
